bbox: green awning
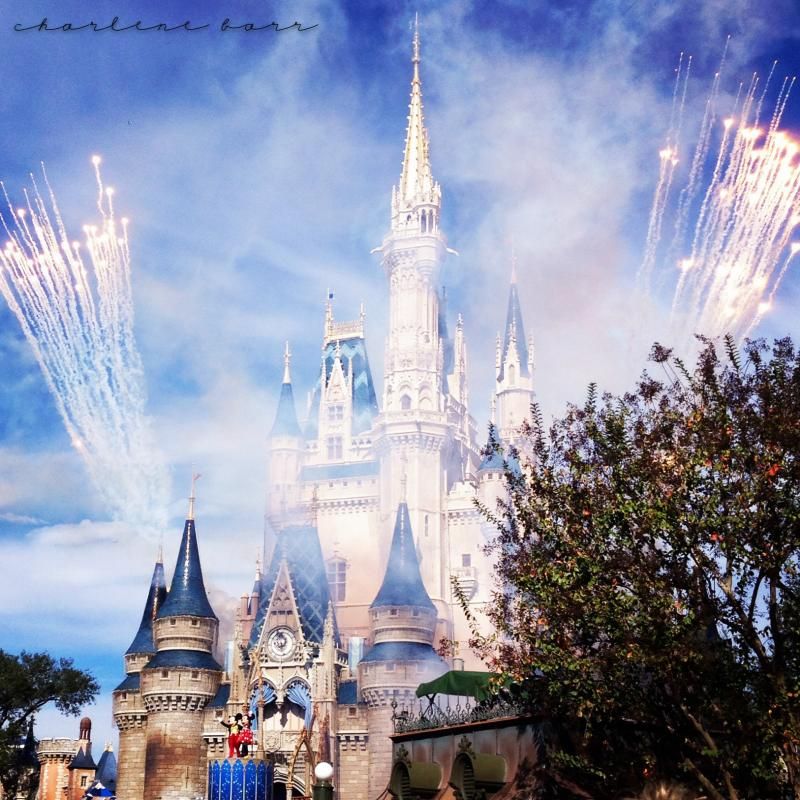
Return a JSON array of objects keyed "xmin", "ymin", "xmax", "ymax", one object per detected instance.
[{"xmin": 415, "ymin": 670, "xmax": 496, "ymax": 701}]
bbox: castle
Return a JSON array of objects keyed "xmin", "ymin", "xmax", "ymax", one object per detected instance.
[{"xmin": 113, "ymin": 24, "xmax": 534, "ymax": 800}]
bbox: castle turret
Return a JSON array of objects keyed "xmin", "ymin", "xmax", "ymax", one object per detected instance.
[
  {"xmin": 139, "ymin": 482, "xmax": 223, "ymax": 800},
  {"xmin": 36, "ymin": 719, "xmax": 92, "ymax": 800},
  {"xmin": 494, "ymin": 256, "xmax": 535, "ymax": 442},
  {"xmin": 375, "ymin": 22, "xmax": 456, "ymax": 611},
  {"xmin": 267, "ymin": 342, "xmax": 304, "ymax": 530},
  {"xmin": 112, "ymin": 554, "xmax": 166, "ymax": 800},
  {"xmin": 359, "ymin": 501, "xmax": 446, "ymax": 797},
  {"xmin": 67, "ymin": 727, "xmax": 95, "ymax": 800}
]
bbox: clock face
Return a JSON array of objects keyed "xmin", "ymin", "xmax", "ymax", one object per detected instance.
[{"xmin": 267, "ymin": 628, "xmax": 296, "ymax": 660}]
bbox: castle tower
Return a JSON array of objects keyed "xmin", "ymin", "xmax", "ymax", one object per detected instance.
[
  {"xmin": 112, "ymin": 555, "xmax": 166, "ymax": 800},
  {"xmin": 36, "ymin": 719, "xmax": 92, "ymax": 800},
  {"xmin": 66, "ymin": 720, "xmax": 95, "ymax": 800},
  {"xmin": 358, "ymin": 501, "xmax": 446, "ymax": 798},
  {"xmin": 375, "ymin": 22, "xmax": 454, "ymax": 607},
  {"xmin": 266, "ymin": 342, "xmax": 303, "ymax": 533},
  {"xmin": 494, "ymin": 257, "xmax": 535, "ymax": 442},
  {"xmin": 244, "ymin": 525, "xmax": 345, "ymax": 798},
  {"xmin": 139, "ymin": 484, "xmax": 223, "ymax": 800}
]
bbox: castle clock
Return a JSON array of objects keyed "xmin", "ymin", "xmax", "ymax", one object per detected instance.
[{"xmin": 266, "ymin": 628, "xmax": 296, "ymax": 660}]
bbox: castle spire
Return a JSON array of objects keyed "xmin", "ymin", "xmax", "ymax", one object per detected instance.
[
  {"xmin": 282, "ymin": 340, "xmax": 292, "ymax": 384},
  {"xmin": 157, "ymin": 505, "xmax": 217, "ymax": 620},
  {"xmin": 125, "ymin": 557, "xmax": 168, "ymax": 655},
  {"xmin": 371, "ymin": 502, "xmax": 434, "ymax": 611},
  {"xmin": 125, "ymin": 553, "xmax": 167, "ymax": 655},
  {"xmin": 396, "ymin": 17, "xmax": 437, "ymax": 212},
  {"xmin": 187, "ymin": 471, "xmax": 200, "ymax": 522},
  {"xmin": 510, "ymin": 245, "xmax": 518, "ymax": 285},
  {"xmin": 270, "ymin": 344, "xmax": 302, "ymax": 438}
]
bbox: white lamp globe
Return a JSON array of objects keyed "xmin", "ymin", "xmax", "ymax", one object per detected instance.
[{"xmin": 314, "ymin": 762, "xmax": 334, "ymax": 782}]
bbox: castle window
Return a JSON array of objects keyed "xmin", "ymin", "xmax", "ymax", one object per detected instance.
[
  {"xmin": 327, "ymin": 436, "xmax": 343, "ymax": 460},
  {"xmin": 191, "ymin": 619, "xmax": 199, "ymax": 626},
  {"xmin": 348, "ymin": 707, "xmax": 357, "ymax": 717},
  {"xmin": 191, "ymin": 670, "xmax": 199, "ymax": 680},
  {"xmin": 161, "ymin": 670, "xmax": 169, "ymax": 679},
  {"xmin": 508, "ymin": 364, "xmax": 516, "ymax": 386},
  {"xmin": 390, "ymin": 609, "xmax": 398, "ymax": 616},
  {"xmin": 170, "ymin": 618, "xmax": 176, "ymax": 626},
  {"xmin": 327, "ymin": 557, "xmax": 347, "ymax": 602},
  {"xmin": 329, "ymin": 404, "xmax": 344, "ymax": 421},
  {"xmin": 462, "ymin": 553, "xmax": 472, "ymax": 568},
  {"xmin": 121, "ymin": 692, "xmax": 128, "ymax": 700},
  {"xmin": 81, "ymin": 776, "xmax": 87, "ymax": 788},
  {"xmin": 400, "ymin": 395, "xmax": 411, "ymax": 411},
  {"xmin": 386, "ymin": 663, "xmax": 395, "ymax": 672}
]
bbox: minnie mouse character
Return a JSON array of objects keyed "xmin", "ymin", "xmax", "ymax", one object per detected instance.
[{"xmin": 238, "ymin": 716, "xmax": 254, "ymax": 757}]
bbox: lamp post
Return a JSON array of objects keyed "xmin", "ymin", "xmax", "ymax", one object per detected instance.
[{"xmin": 312, "ymin": 762, "xmax": 334, "ymax": 800}]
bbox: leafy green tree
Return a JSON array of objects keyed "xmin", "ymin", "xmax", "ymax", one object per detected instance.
[
  {"xmin": 473, "ymin": 337, "xmax": 800, "ymax": 800},
  {"xmin": 0, "ymin": 650, "xmax": 98, "ymax": 799}
]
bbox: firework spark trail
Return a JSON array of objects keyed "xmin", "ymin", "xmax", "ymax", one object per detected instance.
[
  {"xmin": 0, "ymin": 160, "xmax": 169, "ymax": 530},
  {"xmin": 637, "ymin": 53, "xmax": 689, "ymax": 294},
  {"xmin": 639, "ymin": 58, "xmax": 800, "ymax": 352}
]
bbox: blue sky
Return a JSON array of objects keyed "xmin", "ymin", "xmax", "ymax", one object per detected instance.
[{"xmin": 1, "ymin": 0, "xmax": 799, "ymax": 749}]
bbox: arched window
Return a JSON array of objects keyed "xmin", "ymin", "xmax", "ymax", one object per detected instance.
[
  {"xmin": 508, "ymin": 364, "xmax": 516, "ymax": 386},
  {"xmin": 400, "ymin": 394, "xmax": 412, "ymax": 411}
]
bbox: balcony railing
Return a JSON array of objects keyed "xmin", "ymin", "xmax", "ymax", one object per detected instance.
[{"xmin": 390, "ymin": 695, "xmax": 526, "ymax": 734}]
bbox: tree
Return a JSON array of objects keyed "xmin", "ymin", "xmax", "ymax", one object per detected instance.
[
  {"xmin": 0, "ymin": 650, "xmax": 98, "ymax": 799},
  {"xmin": 473, "ymin": 337, "xmax": 800, "ymax": 800}
]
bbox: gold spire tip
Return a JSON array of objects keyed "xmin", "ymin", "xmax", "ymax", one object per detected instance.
[
  {"xmin": 188, "ymin": 471, "xmax": 201, "ymax": 521},
  {"xmin": 283, "ymin": 340, "xmax": 292, "ymax": 384}
]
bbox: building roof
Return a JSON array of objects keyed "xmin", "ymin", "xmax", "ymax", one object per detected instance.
[
  {"xmin": 250, "ymin": 525, "xmax": 338, "ymax": 647},
  {"xmin": 114, "ymin": 673, "xmax": 140, "ymax": 692},
  {"xmin": 478, "ymin": 424, "xmax": 505, "ymax": 471},
  {"xmin": 360, "ymin": 641, "xmax": 444, "ymax": 664},
  {"xmin": 18, "ymin": 720, "xmax": 38, "ymax": 769},
  {"xmin": 125, "ymin": 559, "xmax": 167, "ymax": 655},
  {"xmin": 270, "ymin": 380, "xmax": 302, "ymax": 438},
  {"xmin": 208, "ymin": 683, "xmax": 231, "ymax": 708},
  {"xmin": 144, "ymin": 649, "xmax": 222, "ymax": 671},
  {"xmin": 157, "ymin": 519, "xmax": 217, "ymax": 620},
  {"xmin": 94, "ymin": 748, "xmax": 117, "ymax": 788},
  {"xmin": 305, "ymin": 335, "xmax": 379, "ymax": 438},
  {"xmin": 497, "ymin": 281, "xmax": 530, "ymax": 382},
  {"xmin": 371, "ymin": 502, "xmax": 435, "ymax": 611},
  {"xmin": 69, "ymin": 746, "xmax": 96, "ymax": 771}
]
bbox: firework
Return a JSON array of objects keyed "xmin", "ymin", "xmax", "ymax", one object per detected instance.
[
  {"xmin": 0, "ymin": 159, "xmax": 168, "ymax": 530},
  {"xmin": 640, "ymin": 53, "xmax": 800, "ymax": 350}
]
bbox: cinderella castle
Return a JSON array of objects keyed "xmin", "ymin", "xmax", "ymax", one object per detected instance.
[{"xmin": 112, "ymin": 24, "xmax": 535, "ymax": 800}]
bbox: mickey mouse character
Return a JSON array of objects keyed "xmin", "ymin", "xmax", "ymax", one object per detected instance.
[{"xmin": 220, "ymin": 714, "xmax": 241, "ymax": 758}]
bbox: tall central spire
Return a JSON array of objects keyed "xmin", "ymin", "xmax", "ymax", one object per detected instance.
[{"xmin": 393, "ymin": 17, "xmax": 440, "ymax": 226}]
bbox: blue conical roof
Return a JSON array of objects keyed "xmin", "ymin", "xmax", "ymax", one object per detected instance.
[
  {"xmin": 497, "ymin": 282, "xmax": 530, "ymax": 382},
  {"xmin": 478, "ymin": 424, "xmax": 505, "ymax": 472},
  {"xmin": 270, "ymin": 381, "xmax": 302, "ymax": 438},
  {"xmin": 371, "ymin": 503, "xmax": 435, "ymax": 611},
  {"xmin": 157, "ymin": 519, "xmax": 217, "ymax": 620},
  {"xmin": 125, "ymin": 560, "xmax": 167, "ymax": 655},
  {"xmin": 94, "ymin": 748, "xmax": 117, "ymax": 789}
]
